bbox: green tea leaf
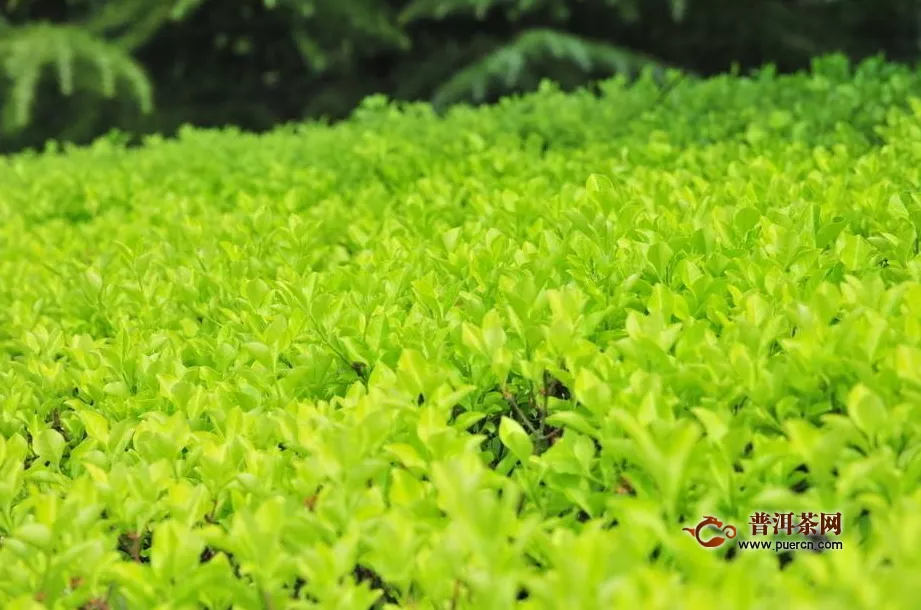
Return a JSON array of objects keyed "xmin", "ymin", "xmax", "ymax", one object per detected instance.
[{"xmin": 499, "ymin": 417, "xmax": 533, "ymax": 462}]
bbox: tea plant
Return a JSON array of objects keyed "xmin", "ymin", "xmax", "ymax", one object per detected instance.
[{"xmin": 2, "ymin": 55, "xmax": 921, "ymax": 609}]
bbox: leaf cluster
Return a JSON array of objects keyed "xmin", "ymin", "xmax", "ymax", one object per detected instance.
[{"xmin": 2, "ymin": 56, "xmax": 921, "ymax": 608}]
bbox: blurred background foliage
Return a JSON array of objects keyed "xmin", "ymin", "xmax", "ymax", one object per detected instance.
[{"xmin": 0, "ymin": 0, "xmax": 919, "ymax": 153}]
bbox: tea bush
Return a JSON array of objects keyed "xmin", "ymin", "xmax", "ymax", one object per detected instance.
[{"xmin": 2, "ymin": 55, "xmax": 921, "ymax": 609}]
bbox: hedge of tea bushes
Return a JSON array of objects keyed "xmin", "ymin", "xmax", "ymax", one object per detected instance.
[{"xmin": 2, "ymin": 55, "xmax": 921, "ymax": 609}]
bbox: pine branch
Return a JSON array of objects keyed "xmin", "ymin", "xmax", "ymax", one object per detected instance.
[
  {"xmin": 431, "ymin": 28, "xmax": 669, "ymax": 108},
  {"xmin": 400, "ymin": 0, "xmax": 514, "ymax": 24},
  {"xmin": 85, "ymin": 0, "xmax": 181, "ymax": 51},
  {"xmin": 0, "ymin": 23, "xmax": 153, "ymax": 131}
]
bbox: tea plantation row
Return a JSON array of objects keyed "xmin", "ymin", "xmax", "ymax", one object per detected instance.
[{"xmin": 2, "ymin": 55, "xmax": 921, "ymax": 608}]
